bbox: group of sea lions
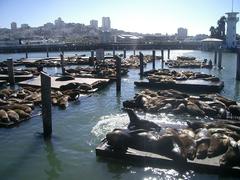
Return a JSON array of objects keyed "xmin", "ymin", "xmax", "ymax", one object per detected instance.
[
  {"xmin": 105, "ymin": 108, "xmax": 240, "ymax": 167},
  {"xmin": 0, "ymin": 85, "xmax": 81, "ymax": 124},
  {"xmin": 144, "ymin": 69, "xmax": 220, "ymax": 83},
  {"xmin": 165, "ymin": 56, "xmax": 213, "ymax": 69},
  {"xmin": 123, "ymin": 89, "xmax": 240, "ymax": 118}
]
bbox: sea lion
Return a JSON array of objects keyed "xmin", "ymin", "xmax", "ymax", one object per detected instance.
[
  {"xmin": 219, "ymin": 140, "xmax": 240, "ymax": 167},
  {"xmin": 0, "ymin": 109, "xmax": 10, "ymax": 123},
  {"xmin": 186, "ymin": 121, "xmax": 205, "ymax": 130},
  {"xmin": 106, "ymin": 128, "xmax": 186, "ymax": 162},
  {"xmin": 7, "ymin": 110, "xmax": 20, "ymax": 122},
  {"xmin": 186, "ymin": 102, "xmax": 205, "ymax": 117},
  {"xmin": 216, "ymin": 95, "xmax": 237, "ymax": 107},
  {"xmin": 195, "ymin": 128, "xmax": 211, "ymax": 159},
  {"xmin": 173, "ymin": 103, "xmax": 186, "ymax": 114},
  {"xmin": 59, "ymin": 82, "xmax": 81, "ymax": 91},
  {"xmin": 55, "ymin": 76, "xmax": 75, "ymax": 81},
  {"xmin": 125, "ymin": 108, "xmax": 161, "ymax": 132},
  {"xmin": 14, "ymin": 109, "xmax": 30, "ymax": 119},
  {"xmin": 229, "ymin": 105, "xmax": 240, "ymax": 116},
  {"xmin": 58, "ymin": 95, "xmax": 69, "ymax": 109},
  {"xmin": 207, "ymin": 133, "xmax": 229, "ymax": 158}
]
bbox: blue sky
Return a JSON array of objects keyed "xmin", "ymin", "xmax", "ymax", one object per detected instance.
[{"xmin": 1, "ymin": 0, "xmax": 240, "ymax": 35}]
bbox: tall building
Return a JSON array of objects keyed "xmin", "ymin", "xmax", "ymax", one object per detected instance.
[
  {"xmin": 21, "ymin": 24, "xmax": 30, "ymax": 29},
  {"xmin": 177, "ymin": 27, "xmax": 188, "ymax": 40},
  {"xmin": 102, "ymin": 17, "xmax": 111, "ymax": 32},
  {"xmin": 11, "ymin": 22, "xmax": 17, "ymax": 30},
  {"xmin": 90, "ymin": 20, "xmax": 98, "ymax": 29},
  {"xmin": 226, "ymin": 12, "xmax": 239, "ymax": 48}
]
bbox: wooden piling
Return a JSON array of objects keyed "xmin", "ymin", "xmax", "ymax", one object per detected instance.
[
  {"xmin": 89, "ymin": 50, "xmax": 94, "ymax": 66},
  {"xmin": 218, "ymin": 48, "xmax": 222, "ymax": 69},
  {"xmin": 133, "ymin": 49, "xmax": 136, "ymax": 56},
  {"xmin": 161, "ymin": 49, "xmax": 164, "ymax": 69},
  {"xmin": 60, "ymin": 53, "xmax": 65, "ymax": 75},
  {"xmin": 7, "ymin": 58, "xmax": 15, "ymax": 85},
  {"xmin": 139, "ymin": 52, "xmax": 144, "ymax": 76},
  {"xmin": 214, "ymin": 51, "xmax": 217, "ymax": 65},
  {"xmin": 25, "ymin": 51, "xmax": 28, "ymax": 59},
  {"xmin": 152, "ymin": 50, "xmax": 156, "ymax": 69},
  {"xmin": 115, "ymin": 55, "xmax": 121, "ymax": 92},
  {"xmin": 167, "ymin": 49, "xmax": 170, "ymax": 59},
  {"xmin": 113, "ymin": 46, "xmax": 115, "ymax": 56},
  {"xmin": 123, "ymin": 49, "xmax": 126, "ymax": 58},
  {"xmin": 41, "ymin": 72, "xmax": 52, "ymax": 138},
  {"xmin": 46, "ymin": 47, "xmax": 49, "ymax": 58},
  {"xmin": 236, "ymin": 49, "xmax": 240, "ymax": 80}
]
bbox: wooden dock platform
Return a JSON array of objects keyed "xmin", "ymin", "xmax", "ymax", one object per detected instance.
[
  {"xmin": 0, "ymin": 74, "xmax": 34, "ymax": 82},
  {"xmin": 134, "ymin": 79, "xmax": 224, "ymax": 92},
  {"xmin": 96, "ymin": 139, "xmax": 240, "ymax": 176},
  {"xmin": 19, "ymin": 75, "xmax": 110, "ymax": 91}
]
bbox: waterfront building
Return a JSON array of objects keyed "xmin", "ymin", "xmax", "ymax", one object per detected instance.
[
  {"xmin": 44, "ymin": 22, "xmax": 54, "ymax": 29},
  {"xmin": 11, "ymin": 22, "xmax": 17, "ymax": 30},
  {"xmin": 201, "ymin": 38, "xmax": 223, "ymax": 51},
  {"xmin": 100, "ymin": 31, "xmax": 111, "ymax": 43},
  {"xmin": 225, "ymin": 12, "xmax": 239, "ymax": 48},
  {"xmin": 55, "ymin": 17, "xmax": 65, "ymax": 28},
  {"xmin": 90, "ymin": 20, "xmax": 98, "ymax": 29},
  {"xmin": 102, "ymin": 17, "xmax": 111, "ymax": 32},
  {"xmin": 21, "ymin": 23, "xmax": 30, "ymax": 29},
  {"xmin": 177, "ymin": 27, "xmax": 188, "ymax": 40}
]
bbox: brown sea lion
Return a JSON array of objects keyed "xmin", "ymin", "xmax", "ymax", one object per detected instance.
[
  {"xmin": 216, "ymin": 95, "xmax": 237, "ymax": 107},
  {"xmin": 186, "ymin": 102, "xmax": 205, "ymax": 117},
  {"xmin": 195, "ymin": 128, "xmax": 211, "ymax": 159},
  {"xmin": 178, "ymin": 131, "xmax": 196, "ymax": 160},
  {"xmin": 7, "ymin": 110, "xmax": 20, "ymax": 122},
  {"xmin": 14, "ymin": 109, "xmax": 30, "ymax": 119},
  {"xmin": 207, "ymin": 133, "xmax": 229, "ymax": 158},
  {"xmin": 173, "ymin": 103, "xmax": 186, "ymax": 114},
  {"xmin": 125, "ymin": 108, "xmax": 161, "ymax": 132},
  {"xmin": 59, "ymin": 82, "xmax": 80, "ymax": 91},
  {"xmin": 0, "ymin": 109, "xmax": 10, "ymax": 123},
  {"xmin": 186, "ymin": 121, "xmax": 205, "ymax": 130},
  {"xmin": 219, "ymin": 140, "xmax": 240, "ymax": 167},
  {"xmin": 58, "ymin": 95, "xmax": 69, "ymax": 109}
]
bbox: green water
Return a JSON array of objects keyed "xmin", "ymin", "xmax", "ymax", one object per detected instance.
[{"xmin": 0, "ymin": 50, "xmax": 239, "ymax": 180}]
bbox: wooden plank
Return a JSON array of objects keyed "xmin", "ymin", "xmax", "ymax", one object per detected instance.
[
  {"xmin": 96, "ymin": 139, "xmax": 240, "ymax": 175},
  {"xmin": 19, "ymin": 76, "xmax": 110, "ymax": 90}
]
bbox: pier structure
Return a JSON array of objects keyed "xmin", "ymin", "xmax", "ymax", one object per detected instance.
[
  {"xmin": 139, "ymin": 52, "xmax": 144, "ymax": 77},
  {"xmin": 226, "ymin": 12, "xmax": 239, "ymax": 48},
  {"xmin": 152, "ymin": 50, "xmax": 156, "ymax": 69},
  {"xmin": 7, "ymin": 58, "xmax": 15, "ymax": 85}
]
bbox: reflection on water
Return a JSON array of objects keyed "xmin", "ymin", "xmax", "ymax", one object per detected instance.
[{"xmin": 44, "ymin": 139, "xmax": 62, "ymax": 180}]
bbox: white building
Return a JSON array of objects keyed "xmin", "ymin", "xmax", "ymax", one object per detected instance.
[
  {"xmin": 90, "ymin": 20, "xmax": 98, "ymax": 29},
  {"xmin": 102, "ymin": 17, "xmax": 111, "ymax": 32},
  {"xmin": 11, "ymin": 22, "xmax": 17, "ymax": 30},
  {"xmin": 177, "ymin": 27, "xmax": 188, "ymax": 40},
  {"xmin": 226, "ymin": 12, "xmax": 239, "ymax": 48}
]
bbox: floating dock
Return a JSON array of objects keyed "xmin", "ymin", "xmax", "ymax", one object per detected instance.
[
  {"xmin": 0, "ymin": 74, "xmax": 34, "ymax": 82},
  {"xmin": 134, "ymin": 79, "xmax": 224, "ymax": 92},
  {"xmin": 96, "ymin": 139, "xmax": 240, "ymax": 176},
  {"xmin": 19, "ymin": 75, "xmax": 110, "ymax": 92}
]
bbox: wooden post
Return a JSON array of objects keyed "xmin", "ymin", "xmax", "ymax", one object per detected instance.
[
  {"xmin": 161, "ymin": 49, "xmax": 164, "ymax": 69},
  {"xmin": 46, "ymin": 47, "xmax": 49, "ymax": 58},
  {"xmin": 60, "ymin": 53, "xmax": 65, "ymax": 75},
  {"xmin": 41, "ymin": 72, "xmax": 52, "ymax": 138},
  {"xmin": 214, "ymin": 51, "xmax": 217, "ymax": 65},
  {"xmin": 89, "ymin": 50, "xmax": 94, "ymax": 66},
  {"xmin": 123, "ymin": 48, "xmax": 126, "ymax": 58},
  {"xmin": 218, "ymin": 48, "xmax": 222, "ymax": 69},
  {"xmin": 133, "ymin": 49, "xmax": 136, "ymax": 56},
  {"xmin": 25, "ymin": 51, "xmax": 28, "ymax": 59},
  {"xmin": 152, "ymin": 50, "xmax": 156, "ymax": 69},
  {"xmin": 115, "ymin": 55, "xmax": 121, "ymax": 92},
  {"xmin": 236, "ymin": 49, "xmax": 240, "ymax": 80},
  {"xmin": 113, "ymin": 46, "xmax": 115, "ymax": 56},
  {"xmin": 139, "ymin": 52, "xmax": 144, "ymax": 77},
  {"xmin": 7, "ymin": 58, "xmax": 15, "ymax": 85},
  {"xmin": 167, "ymin": 49, "xmax": 170, "ymax": 59}
]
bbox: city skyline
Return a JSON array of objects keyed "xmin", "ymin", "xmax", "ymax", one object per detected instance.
[{"xmin": 1, "ymin": 0, "xmax": 240, "ymax": 35}]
